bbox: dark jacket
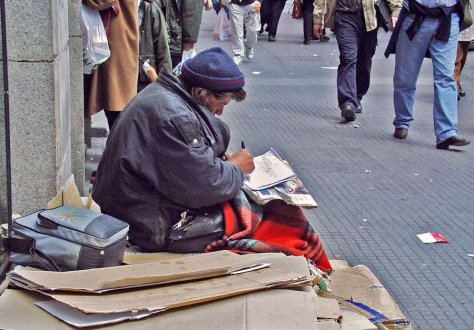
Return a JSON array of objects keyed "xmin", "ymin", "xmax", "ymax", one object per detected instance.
[
  {"xmin": 384, "ymin": 0, "xmax": 465, "ymax": 58},
  {"xmin": 156, "ymin": 0, "xmax": 203, "ymax": 56},
  {"xmin": 138, "ymin": 0, "xmax": 172, "ymax": 91},
  {"xmin": 92, "ymin": 69, "xmax": 244, "ymax": 251}
]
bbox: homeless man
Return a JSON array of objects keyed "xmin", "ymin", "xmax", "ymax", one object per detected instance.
[{"xmin": 92, "ymin": 47, "xmax": 255, "ymax": 251}]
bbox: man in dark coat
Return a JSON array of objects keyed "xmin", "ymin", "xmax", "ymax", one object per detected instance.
[{"xmin": 92, "ymin": 47, "xmax": 254, "ymax": 251}]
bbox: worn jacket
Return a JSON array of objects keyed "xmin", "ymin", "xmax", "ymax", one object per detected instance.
[
  {"xmin": 92, "ymin": 69, "xmax": 244, "ymax": 251},
  {"xmin": 155, "ymin": 0, "xmax": 203, "ymax": 56},
  {"xmin": 313, "ymin": 0, "xmax": 402, "ymax": 31},
  {"xmin": 138, "ymin": 0, "xmax": 172, "ymax": 90},
  {"xmin": 83, "ymin": 0, "xmax": 139, "ymax": 115}
]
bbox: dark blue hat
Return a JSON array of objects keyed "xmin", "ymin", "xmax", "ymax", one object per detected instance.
[{"xmin": 181, "ymin": 47, "xmax": 245, "ymax": 92}]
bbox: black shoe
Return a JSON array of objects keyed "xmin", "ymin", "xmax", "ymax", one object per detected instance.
[
  {"xmin": 268, "ymin": 35, "xmax": 276, "ymax": 42},
  {"xmin": 458, "ymin": 88, "xmax": 466, "ymax": 97},
  {"xmin": 303, "ymin": 39, "xmax": 310, "ymax": 45},
  {"xmin": 394, "ymin": 127, "xmax": 408, "ymax": 139},
  {"xmin": 436, "ymin": 135, "xmax": 470, "ymax": 149},
  {"xmin": 355, "ymin": 103, "xmax": 362, "ymax": 113},
  {"xmin": 341, "ymin": 104, "xmax": 356, "ymax": 122}
]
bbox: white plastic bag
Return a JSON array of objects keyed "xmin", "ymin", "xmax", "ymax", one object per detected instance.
[
  {"xmin": 81, "ymin": 5, "xmax": 110, "ymax": 74},
  {"xmin": 172, "ymin": 48, "xmax": 197, "ymax": 76},
  {"xmin": 213, "ymin": 8, "xmax": 231, "ymax": 41}
]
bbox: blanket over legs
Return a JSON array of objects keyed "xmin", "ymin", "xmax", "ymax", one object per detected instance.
[{"xmin": 206, "ymin": 191, "xmax": 333, "ymax": 272}]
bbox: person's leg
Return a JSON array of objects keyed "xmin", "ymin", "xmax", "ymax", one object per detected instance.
[
  {"xmin": 244, "ymin": 3, "xmax": 260, "ymax": 53},
  {"xmin": 356, "ymin": 27, "xmax": 378, "ymax": 105},
  {"xmin": 454, "ymin": 41, "xmax": 464, "ymax": 90},
  {"xmin": 457, "ymin": 40, "xmax": 470, "ymax": 96},
  {"xmin": 335, "ymin": 13, "xmax": 360, "ymax": 110},
  {"xmin": 392, "ymin": 15, "xmax": 431, "ymax": 130},
  {"xmin": 302, "ymin": 0, "xmax": 314, "ymax": 44},
  {"xmin": 104, "ymin": 110, "xmax": 121, "ymax": 130},
  {"xmin": 229, "ymin": 4, "xmax": 246, "ymax": 58},
  {"xmin": 430, "ymin": 14, "xmax": 460, "ymax": 144},
  {"xmin": 267, "ymin": 0, "xmax": 286, "ymax": 38}
]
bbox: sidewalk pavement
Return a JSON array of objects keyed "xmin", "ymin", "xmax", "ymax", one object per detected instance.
[{"xmin": 88, "ymin": 7, "xmax": 474, "ymax": 329}]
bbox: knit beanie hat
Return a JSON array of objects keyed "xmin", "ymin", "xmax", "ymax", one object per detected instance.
[{"xmin": 181, "ymin": 47, "xmax": 245, "ymax": 92}]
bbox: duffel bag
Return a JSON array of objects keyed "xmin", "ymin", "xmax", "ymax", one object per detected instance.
[{"xmin": 7, "ymin": 206, "xmax": 129, "ymax": 271}]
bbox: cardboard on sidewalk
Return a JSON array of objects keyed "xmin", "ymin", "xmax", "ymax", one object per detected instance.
[
  {"xmin": 328, "ymin": 265, "xmax": 409, "ymax": 326},
  {"xmin": 7, "ymin": 250, "xmax": 271, "ymax": 293},
  {"xmin": 0, "ymin": 287, "xmax": 320, "ymax": 329},
  {"xmin": 5, "ymin": 253, "xmax": 311, "ymax": 327}
]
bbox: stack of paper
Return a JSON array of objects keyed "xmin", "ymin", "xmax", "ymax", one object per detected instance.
[{"xmin": 243, "ymin": 148, "xmax": 317, "ymax": 208}]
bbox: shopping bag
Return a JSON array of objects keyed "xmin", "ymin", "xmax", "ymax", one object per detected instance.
[
  {"xmin": 81, "ymin": 5, "xmax": 110, "ymax": 74},
  {"xmin": 213, "ymin": 8, "xmax": 231, "ymax": 41},
  {"xmin": 172, "ymin": 48, "xmax": 197, "ymax": 76}
]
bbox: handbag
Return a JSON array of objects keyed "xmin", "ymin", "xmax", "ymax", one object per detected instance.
[
  {"xmin": 166, "ymin": 206, "xmax": 224, "ymax": 253},
  {"xmin": 81, "ymin": 5, "xmax": 111, "ymax": 74},
  {"xmin": 460, "ymin": 0, "xmax": 473, "ymax": 31},
  {"xmin": 7, "ymin": 206, "xmax": 129, "ymax": 271},
  {"xmin": 291, "ymin": 0, "xmax": 303, "ymax": 20}
]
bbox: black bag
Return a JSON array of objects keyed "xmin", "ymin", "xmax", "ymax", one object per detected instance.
[
  {"xmin": 166, "ymin": 206, "xmax": 224, "ymax": 253},
  {"xmin": 8, "ymin": 206, "xmax": 129, "ymax": 271}
]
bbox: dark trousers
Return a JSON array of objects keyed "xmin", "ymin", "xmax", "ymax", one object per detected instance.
[
  {"xmin": 335, "ymin": 12, "xmax": 378, "ymax": 109},
  {"xmin": 302, "ymin": 0, "xmax": 314, "ymax": 42},
  {"xmin": 261, "ymin": 0, "xmax": 287, "ymax": 37}
]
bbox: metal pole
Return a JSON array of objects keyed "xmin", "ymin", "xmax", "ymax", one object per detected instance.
[{"xmin": 0, "ymin": 0, "xmax": 12, "ymax": 234}]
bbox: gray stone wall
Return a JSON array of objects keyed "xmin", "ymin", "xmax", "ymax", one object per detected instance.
[
  {"xmin": 69, "ymin": 0, "xmax": 85, "ymax": 195},
  {"xmin": 7, "ymin": 0, "xmax": 82, "ymax": 214}
]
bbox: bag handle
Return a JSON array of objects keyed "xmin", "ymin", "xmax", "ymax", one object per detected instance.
[{"xmin": 7, "ymin": 232, "xmax": 61, "ymax": 272}]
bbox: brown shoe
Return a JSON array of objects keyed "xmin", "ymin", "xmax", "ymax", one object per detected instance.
[
  {"xmin": 394, "ymin": 127, "xmax": 408, "ymax": 139},
  {"xmin": 436, "ymin": 135, "xmax": 470, "ymax": 149}
]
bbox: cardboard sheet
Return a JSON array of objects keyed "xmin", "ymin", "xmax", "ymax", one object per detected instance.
[
  {"xmin": 0, "ymin": 288, "xmax": 319, "ymax": 329},
  {"xmin": 38, "ymin": 265, "xmax": 309, "ymax": 315},
  {"xmin": 328, "ymin": 265, "xmax": 407, "ymax": 321},
  {"xmin": 7, "ymin": 251, "xmax": 270, "ymax": 293}
]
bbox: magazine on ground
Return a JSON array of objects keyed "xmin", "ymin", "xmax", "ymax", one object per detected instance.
[{"xmin": 243, "ymin": 148, "xmax": 318, "ymax": 209}]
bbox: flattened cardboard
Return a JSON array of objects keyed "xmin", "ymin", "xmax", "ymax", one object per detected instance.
[
  {"xmin": 40, "ymin": 265, "xmax": 309, "ymax": 315},
  {"xmin": 314, "ymin": 296, "xmax": 341, "ymax": 320},
  {"xmin": 329, "ymin": 265, "xmax": 406, "ymax": 321},
  {"xmin": 0, "ymin": 288, "xmax": 319, "ymax": 329},
  {"xmin": 7, "ymin": 251, "xmax": 269, "ymax": 293}
]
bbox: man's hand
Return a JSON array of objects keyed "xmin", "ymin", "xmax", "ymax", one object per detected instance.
[
  {"xmin": 182, "ymin": 42, "xmax": 194, "ymax": 51},
  {"xmin": 227, "ymin": 149, "xmax": 255, "ymax": 175},
  {"xmin": 391, "ymin": 16, "xmax": 398, "ymax": 29},
  {"xmin": 313, "ymin": 24, "xmax": 323, "ymax": 39},
  {"xmin": 254, "ymin": 1, "xmax": 261, "ymax": 11}
]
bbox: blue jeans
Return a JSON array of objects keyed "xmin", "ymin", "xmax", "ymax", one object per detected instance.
[{"xmin": 393, "ymin": 13, "xmax": 460, "ymax": 144}]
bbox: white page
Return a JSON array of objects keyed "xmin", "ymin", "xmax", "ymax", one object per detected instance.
[{"xmin": 244, "ymin": 148, "xmax": 295, "ymax": 190}]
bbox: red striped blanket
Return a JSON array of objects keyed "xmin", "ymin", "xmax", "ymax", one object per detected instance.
[{"xmin": 206, "ymin": 191, "xmax": 332, "ymax": 272}]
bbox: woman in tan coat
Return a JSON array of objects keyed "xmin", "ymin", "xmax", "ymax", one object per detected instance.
[{"xmin": 83, "ymin": 0, "xmax": 139, "ymax": 129}]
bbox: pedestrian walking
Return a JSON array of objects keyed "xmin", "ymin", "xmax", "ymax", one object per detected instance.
[
  {"xmin": 385, "ymin": 0, "xmax": 471, "ymax": 149},
  {"xmin": 223, "ymin": 0, "xmax": 261, "ymax": 65},
  {"xmin": 155, "ymin": 0, "xmax": 204, "ymax": 68},
  {"xmin": 83, "ymin": 0, "xmax": 139, "ymax": 130},
  {"xmin": 313, "ymin": 0, "xmax": 401, "ymax": 122},
  {"xmin": 137, "ymin": 0, "xmax": 172, "ymax": 92},
  {"xmin": 454, "ymin": 7, "xmax": 474, "ymax": 101}
]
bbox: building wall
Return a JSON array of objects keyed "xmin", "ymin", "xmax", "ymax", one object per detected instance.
[{"xmin": 7, "ymin": 0, "xmax": 84, "ymax": 214}]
